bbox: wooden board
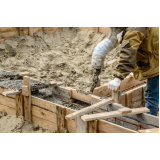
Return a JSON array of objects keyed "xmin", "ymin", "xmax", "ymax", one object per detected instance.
[
  {"xmin": 88, "ymin": 120, "xmax": 98, "ymax": 133},
  {"xmin": 0, "ymin": 104, "xmax": 16, "ymax": 115},
  {"xmin": 0, "ymin": 94, "xmax": 16, "ymax": 108},
  {"xmin": 2, "ymin": 91, "xmax": 21, "ymax": 96},
  {"xmin": 53, "ymin": 86, "xmax": 71, "ymax": 98},
  {"xmin": 16, "ymin": 94, "xmax": 24, "ymax": 117},
  {"xmin": 32, "ymin": 105, "xmax": 56, "ymax": 123},
  {"xmin": 93, "ymin": 75, "xmax": 146, "ymax": 97},
  {"xmin": 31, "ymin": 96, "xmax": 57, "ymax": 113},
  {"xmin": 65, "ymin": 98, "xmax": 114, "ymax": 120},
  {"xmin": 23, "ymin": 76, "xmax": 31, "ymax": 121},
  {"xmin": 108, "ymin": 103, "xmax": 159, "ymax": 128},
  {"xmin": 98, "ymin": 120, "xmax": 137, "ymax": 133},
  {"xmin": 76, "ymin": 116, "xmax": 87, "ymax": 133},
  {"xmin": 81, "ymin": 107, "xmax": 149, "ymax": 122},
  {"xmin": 99, "ymin": 27, "xmax": 110, "ymax": 34},
  {"xmin": 56, "ymin": 106, "xmax": 66, "ymax": 133},
  {"xmin": 71, "ymin": 89, "xmax": 92, "ymax": 104},
  {"xmin": 79, "ymin": 27, "xmax": 99, "ymax": 33},
  {"xmin": 138, "ymin": 128, "xmax": 159, "ymax": 133}
]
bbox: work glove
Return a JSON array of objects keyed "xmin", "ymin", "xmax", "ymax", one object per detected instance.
[{"xmin": 108, "ymin": 77, "xmax": 121, "ymax": 91}]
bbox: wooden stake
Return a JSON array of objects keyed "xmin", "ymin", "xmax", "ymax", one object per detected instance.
[
  {"xmin": 56, "ymin": 106, "xmax": 66, "ymax": 133},
  {"xmin": 22, "ymin": 76, "xmax": 31, "ymax": 121},
  {"xmin": 112, "ymin": 88, "xmax": 121, "ymax": 103},
  {"xmin": 76, "ymin": 116, "xmax": 88, "ymax": 133},
  {"xmin": 29, "ymin": 27, "xmax": 33, "ymax": 36},
  {"xmin": 88, "ymin": 120, "xmax": 98, "ymax": 133},
  {"xmin": 16, "ymin": 94, "xmax": 24, "ymax": 118}
]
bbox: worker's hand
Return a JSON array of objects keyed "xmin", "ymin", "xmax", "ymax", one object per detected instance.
[{"xmin": 108, "ymin": 78, "xmax": 121, "ymax": 91}]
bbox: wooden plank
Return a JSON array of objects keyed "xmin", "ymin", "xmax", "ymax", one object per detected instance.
[
  {"xmin": 98, "ymin": 120, "xmax": 137, "ymax": 133},
  {"xmin": 65, "ymin": 98, "xmax": 114, "ymax": 120},
  {"xmin": 0, "ymin": 87, "xmax": 14, "ymax": 97},
  {"xmin": 0, "ymin": 94, "xmax": 16, "ymax": 108},
  {"xmin": 31, "ymin": 96, "xmax": 59, "ymax": 113},
  {"xmin": 71, "ymin": 89, "xmax": 92, "ymax": 104},
  {"xmin": 52, "ymin": 86, "xmax": 71, "ymax": 98},
  {"xmin": 112, "ymin": 89, "xmax": 121, "ymax": 103},
  {"xmin": 2, "ymin": 91, "xmax": 21, "ymax": 96},
  {"xmin": 126, "ymin": 91, "xmax": 132, "ymax": 108},
  {"xmin": 29, "ymin": 27, "xmax": 33, "ymax": 36},
  {"xmin": 81, "ymin": 107, "xmax": 150, "ymax": 122},
  {"xmin": 56, "ymin": 106, "xmax": 66, "ymax": 133},
  {"xmin": 88, "ymin": 120, "xmax": 98, "ymax": 133},
  {"xmin": 32, "ymin": 116, "xmax": 56, "ymax": 132},
  {"xmin": 99, "ymin": 27, "xmax": 110, "ymax": 34},
  {"xmin": 0, "ymin": 104, "xmax": 16, "ymax": 115},
  {"xmin": 16, "ymin": 94, "xmax": 24, "ymax": 118},
  {"xmin": 19, "ymin": 72, "xmax": 30, "ymax": 77},
  {"xmin": 118, "ymin": 108, "xmax": 132, "ymax": 114},
  {"xmin": 93, "ymin": 75, "xmax": 146, "ymax": 97},
  {"xmin": 91, "ymin": 95, "xmax": 102, "ymax": 105},
  {"xmin": 32, "ymin": 105, "xmax": 56, "ymax": 123},
  {"xmin": 23, "ymin": 76, "xmax": 31, "ymax": 121},
  {"xmin": 119, "ymin": 93, "xmax": 125, "ymax": 106},
  {"xmin": 138, "ymin": 128, "xmax": 159, "ymax": 133},
  {"xmin": 76, "ymin": 116, "xmax": 87, "ymax": 133},
  {"xmin": 108, "ymin": 103, "xmax": 159, "ymax": 128}
]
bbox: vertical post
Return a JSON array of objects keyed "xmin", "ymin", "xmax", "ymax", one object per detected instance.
[
  {"xmin": 56, "ymin": 106, "xmax": 66, "ymax": 133},
  {"xmin": 22, "ymin": 76, "xmax": 31, "ymax": 121},
  {"xmin": 88, "ymin": 120, "xmax": 98, "ymax": 133},
  {"xmin": 16, "ymin": 94, "xmax": 24, "ymax": 118},
  {"xmin": 126, "ymin": 91, "xmax": 132, "ymax": 108},
  {"xmin": 29, "ymin": 27, "xmax": 33, "ymax": 36},
  {"xmin": 76, "ymin": 116, "xmax": 88, "ymax": 133},
  {"xmin": 112, "ymin": 88, "xmax": 121, "ymax": 103}
]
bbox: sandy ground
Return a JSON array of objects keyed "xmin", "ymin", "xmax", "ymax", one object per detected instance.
[
  {"xmin": 0, "ymin": 27, "xmax": 118, "ymax": 92},
  {"xmin": 0, "ymin": 110, "xmax": 53, "ymax": 133}
]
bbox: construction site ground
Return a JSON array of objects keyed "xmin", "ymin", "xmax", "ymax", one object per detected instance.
[
  {"xmin": 0, "ymin": 28, "xmax": 159, "ymax": 133},
  {"xmin": 0, "ymin": 28, "xmax": 117, "ymax": 92}
]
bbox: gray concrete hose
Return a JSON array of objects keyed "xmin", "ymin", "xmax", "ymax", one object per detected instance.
[{"xmin": 91, "ymin": 27, "xmax": 125, "ymax": 69}]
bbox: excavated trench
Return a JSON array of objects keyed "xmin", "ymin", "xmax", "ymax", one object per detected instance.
[{"xmin": 0, "ymin": 78, "xmax": 90, "ymax": 111}]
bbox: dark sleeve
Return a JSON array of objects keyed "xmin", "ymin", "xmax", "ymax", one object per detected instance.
[{"xmin": 114, "ymin": 27, "xmax": 147, "ymax": 80}]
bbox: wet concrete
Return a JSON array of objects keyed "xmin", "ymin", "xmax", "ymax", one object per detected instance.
[
  {"xmin": 0, "ymin": 110, "xmax": 52, "ymax": 133},
  {"xmin": 0, "ymin": 70, "xmax": 19, "ymax": 78},
  {"xmin": 32, "ymin": 90, "xmax": 90, "ymax": 111},
  {"xmin": 0, "ymin": 79, "xmax": 51, "ymax": 91},
  {"xmin": 0, "ymin": 78, "xmax": 90, "ymax": 111},
  {"xmin": 90, "ymin": 69, "xmax": 101, "ymax": 93}
]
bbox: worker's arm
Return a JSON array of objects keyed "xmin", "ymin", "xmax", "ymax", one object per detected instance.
[
  {"xmin": 114, "ymin": 27, "xmax": 147, "ymax": 80},
  {"xmin": 108, "ymin": 27, "xmax": 147, "ymax": 91}
]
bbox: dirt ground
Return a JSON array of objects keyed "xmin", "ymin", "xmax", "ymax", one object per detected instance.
[
  {"xmin": 0, "ymin": 27, "xmax": 118, "ymax": 92},
  {"xmin": 0, "ymin": 110, "xmax": 53, "ymax": 133}
]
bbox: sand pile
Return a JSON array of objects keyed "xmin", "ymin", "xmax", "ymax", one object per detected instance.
[
  {"xmin": 0, "ymin": 27, "xmax": 118, "ymax": 91},
  {"xmin": 0, "ymin": 110, "xmax": 52, "ymax": 133}
]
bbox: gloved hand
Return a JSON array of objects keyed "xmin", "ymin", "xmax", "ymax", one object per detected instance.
[{"xmin": 108, "ymin": 77, "xmax": 121, "ymax": 91}]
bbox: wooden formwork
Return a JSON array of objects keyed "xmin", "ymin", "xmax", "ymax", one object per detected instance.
[
  {"xmin": 0, "ymin": 27, "xmax": 110, "ymax": 42},
  {"xmin": 0, "ymin": 71, "xmax": 159, "ymax": 133}
]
